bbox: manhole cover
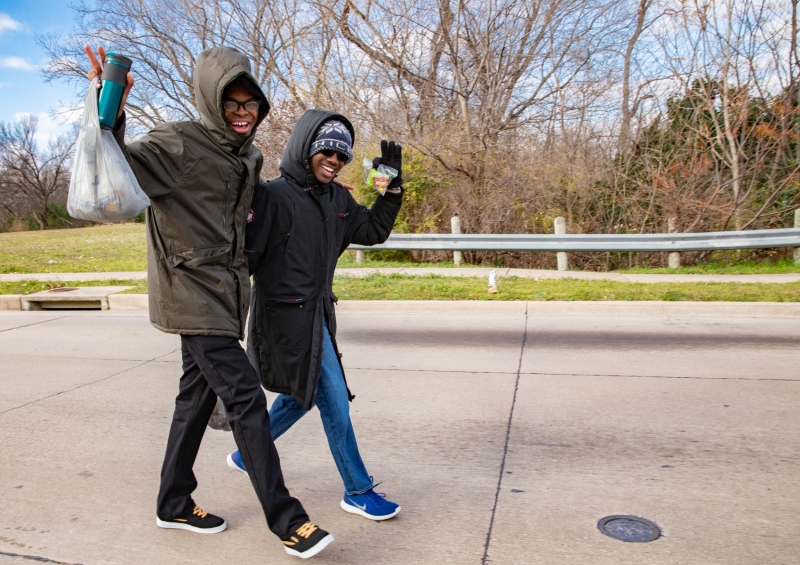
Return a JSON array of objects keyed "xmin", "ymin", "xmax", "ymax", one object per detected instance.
[
  {"xmin": 597, "ymin": 515, "xmax": 661, "ymax": 543},
  {"xmin": 48, "ymin": 287, "xmax": 79, "ymax": 293}
]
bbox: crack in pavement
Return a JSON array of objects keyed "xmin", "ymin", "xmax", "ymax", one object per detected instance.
[
  {"xmin": 0, "ymin": 317, "xmax": 67, "ymax": 334},
  {"xmin": 0, "ymin": 550, "xmax": 83, "ymax": 565},
  {"xmin": 0, "ymin": 354, "xmax": 180, "ymax": 364},
  {"xmin": 482, "ymin": 303, "xmax": 528, "ymax": 565},
  {"xmin": 346, "ymin": 366, "xmax": 799, "ymax": 382},
  {"xmin": 0, "ymin": 347, "xmax": 181, "ymax": 416},
  {"xmin": 518, "ymin": 371, "xmax": 800, "ymax": 382}
]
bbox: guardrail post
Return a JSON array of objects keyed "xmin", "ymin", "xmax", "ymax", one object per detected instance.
[
  {"xmin": 795, "ymin": 210, "xmax": 800, "ymax": 266},
  {"xmin": 554, "ymin": 216, "xmax": 568, "ymax": 271},
  {"xmin": 451, "ymin": 215, "xmax": 462, "ymax": 266},
  {"xmin": 668, "ymin": 217, "xmax": 681, "ymax": 269},
  {"xmin": 355, "ymin": 250, "xmax": 365, "ymax": 263}
]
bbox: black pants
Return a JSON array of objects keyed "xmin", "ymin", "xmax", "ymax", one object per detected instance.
[{"xmin": 157, "ymin": 335, "xmax": 308, "ymax": 539}]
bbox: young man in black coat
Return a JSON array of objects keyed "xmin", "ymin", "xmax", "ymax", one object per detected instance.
[{"xmin": 229, "ymin": 109, "xmax": 403, "ymax": 520}]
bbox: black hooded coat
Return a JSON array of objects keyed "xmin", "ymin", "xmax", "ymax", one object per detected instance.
[{"xmin": 245, "ymin": 109, "xmax": 402, "ymax": 409}]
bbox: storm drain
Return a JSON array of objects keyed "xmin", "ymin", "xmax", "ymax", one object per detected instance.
[
  {"xmin": 597, "ymin": 515, "xmax": 661, "ymax": 543},
  {"xmin": 21, "ymin": 286, "xmax": 132, "ymax": 310}
]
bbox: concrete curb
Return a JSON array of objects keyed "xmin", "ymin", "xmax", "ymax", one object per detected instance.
[
  {"xmin": 107, "ymin": 294, "xmax": 149, "ymax": 310},
  {"xmin": 336, "ymin": 300, "xmax": 527, "ymax": 314},
  {"xmin": 0, "ymin": 295, "xmax": 22, "ymax": 310},
  {"xmin": 525, "ymin": 300, "xmax": 800, "ymax": 317},
  {"xmin": 335, "ymin": 300, "xmax": 800, "ymax": 317}
]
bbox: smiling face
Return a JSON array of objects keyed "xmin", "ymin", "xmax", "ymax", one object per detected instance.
[
  {"xmin": 222, "ymin": 84, "xmax": 259, "ymax": 136},
  {"xmin": 310, "ymin": 150, "xmax": 347, "ymax": 184}
]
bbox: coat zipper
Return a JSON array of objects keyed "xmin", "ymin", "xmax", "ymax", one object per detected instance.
[
  {"xmin": 281, "ymin": 232, "xmax": 291, "ymax": 253},
  {"xmin": 231, "ymin": 168, "xmax": 249, "ymax": 338},
  {"xmin": 222, "ymin": 177, "xmax": 230, "ymax": 233}
]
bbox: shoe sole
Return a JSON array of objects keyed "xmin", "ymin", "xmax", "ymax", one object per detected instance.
[
  {"xmin": 227, "ymin": 452, "xmax": 248, "ymax": 474},
  {"xmin": 340, "ymin": 499, "xmax": 401, "ymax": 521},
  {"xmin": 284, "ymin": 534, "xmax": 334, "ymax": 559},
  {"xmin": 156, "ymin": 517, "xmax": 227, "ymax": 534}
]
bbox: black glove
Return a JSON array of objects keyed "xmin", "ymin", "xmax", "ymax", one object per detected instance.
[{"xmin": 372, "ymin": 139, "xmax": 403, "ymax": 189}]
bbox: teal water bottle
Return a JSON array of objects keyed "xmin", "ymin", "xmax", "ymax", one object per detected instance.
[{"xmin": 98, "ymin": 53, "xmax": 132, "ymax": 129}]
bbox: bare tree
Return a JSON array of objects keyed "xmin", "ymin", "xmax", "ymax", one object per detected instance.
[
  {"xmin": 0, "ymin": 116, "xmax": 76, "ymax": 230},
  {"xmin": 330, "ymin": 0, "xmax": 622, "ymax": 166},
  {"xmin": 39, "ymin": 0, "xmax": 326, "ymax": 130},
  {"xmin": 34, "ymin": 0, "xmax": 799, "ymax": 268},
  {"xmin": 650, "ymin": 0, "xmax": 798, "ymax": 230},
  {"xmin": 617, "ymin": 0, "xmax": 670, "ymax": 155}
]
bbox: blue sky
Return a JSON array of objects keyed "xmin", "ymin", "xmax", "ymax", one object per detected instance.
[{"xmin": 0, "ymin": 1, "xmax": 81, "ymax": 141}]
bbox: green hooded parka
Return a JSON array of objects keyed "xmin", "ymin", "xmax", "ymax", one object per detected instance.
[{"xmin": 113, "ymin": 46, "xmax": 268, "ymax": 339}]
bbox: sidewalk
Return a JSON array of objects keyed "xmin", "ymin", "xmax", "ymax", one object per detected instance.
[
  {"xmin": 1, "ymin": 307, "xmax": 798, "ymax": 564},
  {"xmin": 2, "ymin": 267, "xmax": 799, "ymax": 283}
]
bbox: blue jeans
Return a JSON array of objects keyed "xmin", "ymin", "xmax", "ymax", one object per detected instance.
[{"xmin": 269, "ymin": 320, "xmax": 374, "ymax": 495}]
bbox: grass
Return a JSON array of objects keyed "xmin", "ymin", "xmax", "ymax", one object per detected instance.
[
  {"xmin": 618, "ymin": 259, "xmax": 800, "ymax": 275},
  {"xmin": 0, "ymin": 224, "xmax": 147, "ymax": 273},
  {"xmin": 2, "ymin": 274, "xmax": 797, "ymax": 301},
  {"xmin": 330, "ymin": 274, "xmax": 800, "ymax": 301},
  {"xmin": 2, "ymin": 225, "xmax": 798, "ymax": 275},
  {"xmin": 0, "ymin": 279, "xmax": 147, "ymax": 295}
]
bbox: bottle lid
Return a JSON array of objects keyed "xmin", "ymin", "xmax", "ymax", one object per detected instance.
[{"xmin": 105, "ymin": 53, "xmax": 132, "ymax": 70}]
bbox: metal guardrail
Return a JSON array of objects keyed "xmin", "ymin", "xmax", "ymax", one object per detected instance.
[{"xmin": 349, "ymin": 228, "xmax": 800, "ymax": 252}]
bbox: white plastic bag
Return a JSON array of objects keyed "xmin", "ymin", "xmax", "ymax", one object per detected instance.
[
  {"xmin": 68, "ymin": 78, "xmax": 150, "ymax": 222},
  {"xmin": 208, "ymin": 397, "xmax": 231, "ymax": 432}
]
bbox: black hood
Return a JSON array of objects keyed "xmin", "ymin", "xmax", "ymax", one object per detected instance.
[{"xmin": 279, "ymin": 109, "xmax": 355, "ymax": 189}]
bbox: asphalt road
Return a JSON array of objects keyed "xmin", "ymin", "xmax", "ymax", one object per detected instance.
[{"xmin": 1, "ymin": 302, "xmax": 798, "ymax": 565}]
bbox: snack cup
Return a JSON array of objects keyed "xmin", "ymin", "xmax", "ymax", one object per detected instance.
[{"xmin": 373, "ymin": 175, "xmax": 389, "ymax": 195}]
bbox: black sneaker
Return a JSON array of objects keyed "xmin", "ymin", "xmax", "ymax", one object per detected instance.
[
  {"xmin": 282, "ymin": 521, "xmax": 334, "ymax": 559},
  {"xmin": 156, "ymin": 505, "xmax": 227, "ymax": 534}
]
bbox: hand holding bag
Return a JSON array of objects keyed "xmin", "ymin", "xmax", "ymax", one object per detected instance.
[{"xmin": 67, "ymin": 77, "xmax": 150, "ymax": 222}]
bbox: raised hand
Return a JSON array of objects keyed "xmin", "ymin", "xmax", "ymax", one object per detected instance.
[{"xmin": 371, "ymin": 140, "xmax": 403, "ymax": 192}]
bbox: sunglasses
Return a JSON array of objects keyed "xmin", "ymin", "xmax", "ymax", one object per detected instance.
[
  {"xmin": 223, "ymin": 99, "xmax": 260, "ymax": 113},
  {"xmin": 319, "ymin": 149, "xmax": 351, "ymax": 163}
]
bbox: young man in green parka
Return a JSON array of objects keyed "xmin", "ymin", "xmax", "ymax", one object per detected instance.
[
  {"xmin": 84, "ymin": 45, "xmax": 332, "ymax": 559},
  {"xmin": 228, "ymin": 109, "xmax": 403, "ymax": 521}
]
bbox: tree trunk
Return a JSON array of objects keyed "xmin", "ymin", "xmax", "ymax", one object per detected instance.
[
  {"xmin": 38, "ymin": 197, "xmax": 49, "ymax": 230},
  {"xmin": 618, "ymin": 0, "xmax": 650, "ymax": 155}
]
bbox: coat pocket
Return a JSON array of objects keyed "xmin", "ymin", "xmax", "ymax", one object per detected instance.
[
  {"xmin": 264, "ymin": 300, "xmax": 312, "ymax": 351},
  {"xmin": 163, "ymin": 246, "xmax": 236, "ymax": 322}
]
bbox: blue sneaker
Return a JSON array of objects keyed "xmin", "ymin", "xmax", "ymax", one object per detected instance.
[
  {"xmin": 340, "ymin": 487, "xmax": 400, "ymax": 521},
  {"xmin": 226, "ymin": 450, "xmax": 247, "ymax": 474}
]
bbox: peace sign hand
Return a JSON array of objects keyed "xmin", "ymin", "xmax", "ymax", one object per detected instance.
[{"xmin": 83, "ymin": 45, "xmax": 134, "ymax": 119}]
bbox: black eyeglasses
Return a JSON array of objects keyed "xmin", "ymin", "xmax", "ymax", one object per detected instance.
[
  {"xmin": 319, "ymin": 149, "xmax": 351, "ymax": 163},
  {"xmin": 223, "ymin": 99, "xmax": 260, "ymax": 113}
]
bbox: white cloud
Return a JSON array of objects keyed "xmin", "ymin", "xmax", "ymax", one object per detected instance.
[
  {"xmin": 0, "ymin": 57, "xmax": 38, "ymax": 71},
  {"xmin": 12, "ymin": 109, "xmax": 80, "ymax": 146},
  {"xmin": 0, "ymin": 13, "xmax": 23, "ymax": 34}
]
